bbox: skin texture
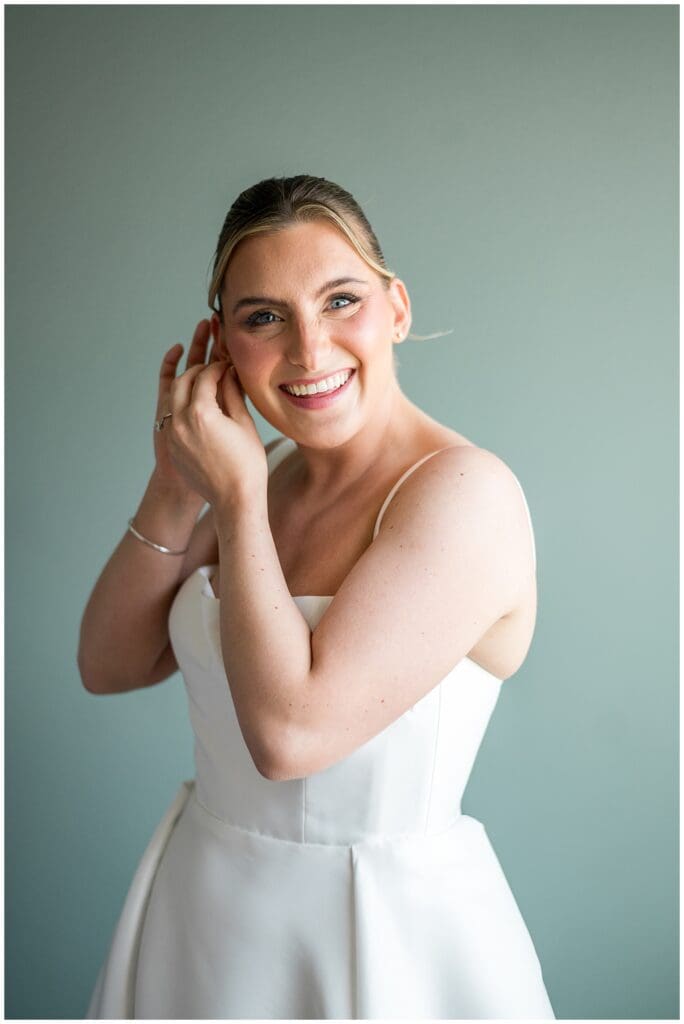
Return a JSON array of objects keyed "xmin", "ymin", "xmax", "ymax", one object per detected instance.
[{"xmin": 164, "ymin": 220, "xmax": 535, "ymax": 781}]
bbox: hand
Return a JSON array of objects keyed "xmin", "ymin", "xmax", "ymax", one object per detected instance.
[
  {"xmin": 161, "ymin": 322, "xmax": 268, "ymax": 508},
  {"xmin": 153, "ymin": 319, "xmax": 221, "ymax": 507}
]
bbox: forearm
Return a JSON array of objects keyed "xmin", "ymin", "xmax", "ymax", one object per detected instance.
[
  {"xmin": 78, "ymin": 471, "xmax": 203, "ymax": 692},
  {"xmin": 213, "ymin": 490, "xmax": 312, "ymax": 775}
]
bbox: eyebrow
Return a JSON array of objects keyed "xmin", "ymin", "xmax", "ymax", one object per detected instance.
[{"xmin": 230, "ymin": 276, "xmax": 370, "ymax": 316}]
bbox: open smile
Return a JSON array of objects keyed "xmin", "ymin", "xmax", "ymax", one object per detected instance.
[{"xmin": 278, "ymin": 369, "xmax": 356, "ymax": 410}]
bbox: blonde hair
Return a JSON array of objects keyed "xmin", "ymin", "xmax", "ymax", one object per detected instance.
[{"xmin": 207, "ymin": 174, "xmax": 452, "ymax": 343}]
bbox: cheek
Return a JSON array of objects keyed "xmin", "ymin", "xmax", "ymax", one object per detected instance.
[
  {"xmin": 342, "ymin": 306, "xmax": 391, "ymax": 357},
  {"xmin": 227, "ymin": 337, "xmax": 272, "ymax": 376}
]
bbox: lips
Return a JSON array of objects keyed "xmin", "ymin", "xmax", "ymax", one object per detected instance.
[
  {"xmin": 279, "ymin": 368, "xmax": 354, "ymax": 392},
  {"xmin": 279, "ymin": 368, "xmax": 356, "ymax": 410}
]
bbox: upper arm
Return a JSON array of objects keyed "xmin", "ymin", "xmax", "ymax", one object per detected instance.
[{"xmin": 279, "ymin": 446, "xmax": 534, "ymax": 777}]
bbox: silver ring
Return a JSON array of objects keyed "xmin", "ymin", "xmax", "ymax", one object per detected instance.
[{"xmin": 155, "ymin": 412, "xmax": 173, "ymax": 432}]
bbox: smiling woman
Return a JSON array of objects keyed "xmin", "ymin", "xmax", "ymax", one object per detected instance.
[{"xmin": 80, "ymin": 173, "xmax": 555, "ymax": 1020}]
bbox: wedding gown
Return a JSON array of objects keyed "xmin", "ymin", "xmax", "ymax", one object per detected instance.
[{"xmin": 86, "ymin": 435, "xmax": 555, "ymax": 1020}]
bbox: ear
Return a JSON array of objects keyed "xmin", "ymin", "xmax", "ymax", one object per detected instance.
[
  {"xmin": 388, "ymin": 277, "xmax": 412, "ymax": 345},
  {"xmin": 210, "ymin": 312, "xmax": 231, "ymax": 363}
]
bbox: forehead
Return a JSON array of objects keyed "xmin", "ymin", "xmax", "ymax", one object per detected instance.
[{"xmin": 224, "ymin": 220, "xmax": 369, "ymax": 291}]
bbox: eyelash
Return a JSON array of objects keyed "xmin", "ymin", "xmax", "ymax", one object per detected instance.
[{"xmin": 244, "ymin": 293, "xmax": 361, "ymax": 328}]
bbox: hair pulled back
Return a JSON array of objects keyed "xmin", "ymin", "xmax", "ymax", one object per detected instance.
[
  {"xmin": 208, "ymin": 175, "xmax": 392, "ymax": 318},
  {"xmin": 207, "ymin": 174, "xmax": 451, "ymax": 343}
]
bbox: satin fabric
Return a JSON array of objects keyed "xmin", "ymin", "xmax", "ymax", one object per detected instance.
[{"xmin": 86, "ymin": 437, "xmax": 555, "ymax": 1020}]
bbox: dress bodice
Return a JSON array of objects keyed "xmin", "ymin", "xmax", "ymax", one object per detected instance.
[{"xmin": 169, "ymin": 565, "xmax": 503, "ymax": 845}]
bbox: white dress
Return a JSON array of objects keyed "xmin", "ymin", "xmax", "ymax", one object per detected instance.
[{"xmin": 86, "ymin": 436, "xmax": 556, "ymax": 1020}]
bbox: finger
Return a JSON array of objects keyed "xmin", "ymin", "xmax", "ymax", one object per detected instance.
[
  {"xmin": 194, "ymin": 361, "xmax": 249, "ymax": 422},
  {"xmin": 157, "ymin": 344, "xmax": 185, "ymax": 414},
  {"xmin": 184, "ymin": 319, "xmax": 212, "ymax": 370},
  {"xmin": 168, "ymin": 361, "xmax": 210, "ymax": 414}
]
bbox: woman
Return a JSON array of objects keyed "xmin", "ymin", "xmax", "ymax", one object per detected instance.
[{"xmin": 79, "ymin": 174, "xmax": 555, "ymax": 1019}]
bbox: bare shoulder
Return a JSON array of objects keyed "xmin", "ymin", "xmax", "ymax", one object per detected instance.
[
  {"xmin": 376, "ymin": 442, "xmax": 536, "ymax": 606},
  {"xmin": 380, "ymin": 442, "xmax": 526, "ymax": 531}
]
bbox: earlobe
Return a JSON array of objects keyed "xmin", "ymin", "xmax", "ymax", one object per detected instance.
[{"xmin": 388, "ymin": 277, "xmax": 412, "ymax": 345}]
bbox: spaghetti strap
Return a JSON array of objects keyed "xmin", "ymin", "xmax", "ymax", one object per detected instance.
[
  {"xmin": 372, "ymin": 449, "xmax": 450, "ymax": 540},
  {"xmin": 372, "ymin": 449, "xmax": 538, "ymax": 573},
  {"xmin": 269, "ymin": 437, "xmax": 536, "ymax": 573}
]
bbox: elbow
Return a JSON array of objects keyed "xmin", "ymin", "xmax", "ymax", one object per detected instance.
[
  {"xmin": 255, "ymin": 759, "xmax": 292, "ymax": 782},
  {"xmin": 78, "ymin": 659, "xmax": 108, "ymax": 695},
  {"xmin": 77, "ymin": 651, "xmax": 121, "ymax": 695},
  {"xmin": 253, "ymin": 726, "xmax": 316, "ymax": 782},
  {"xmin": 256, "ymin": 756, "xmax": 305, "ymax": 783},
  {"xmin": 250, "ymin": 720, "xmax": 305, "ymax": 783},
  {"xmin": 77, "ymin": 651, "xmax": 101, "ymax": 694},
  {"xmin": 77, "ymin": 634, "xmax": 108, "ymax": 694},
  {"xmin": 251, "ymin": 739, "xmax": 291, "ymax": 782}
]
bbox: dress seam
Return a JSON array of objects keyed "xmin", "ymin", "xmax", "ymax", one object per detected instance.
[
  {"xmin": 424, "ymin": 682, "xmax": 443, "ymax": 833},
  {"xmin": 302, "ymin": 772, "xmax": 308, "ymax": 842},
  {"xmin": 192, "ymin": 789, "xmax": 464, "ymax": 847}
]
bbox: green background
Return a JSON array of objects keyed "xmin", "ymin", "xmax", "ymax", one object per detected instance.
[{"xmin": 5, "ymin": 5, "xmax": 678, "ymax": 1019}]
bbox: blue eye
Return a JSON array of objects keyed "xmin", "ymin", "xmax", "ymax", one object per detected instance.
[
  {"xmin": 244, "ymin": 293, "xmax": 360, "ymax": 328},
  {"xmin": 246, "ymin": 310, "xmax": 279, "ymax": 327}
]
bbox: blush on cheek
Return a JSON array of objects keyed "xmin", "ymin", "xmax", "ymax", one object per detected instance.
[{"xmin": 225, "ymin": 337, "xmax": 271, "ymax": 381}]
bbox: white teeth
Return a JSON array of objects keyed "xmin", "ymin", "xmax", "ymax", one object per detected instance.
[{"xmin": 284, "ymin": 369, "xmax": 352, "ymax": 397}]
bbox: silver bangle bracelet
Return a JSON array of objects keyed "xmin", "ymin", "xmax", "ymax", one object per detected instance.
[{"xmin": 127, "ymin": 517, "xmax": 189, "ymax": 555}]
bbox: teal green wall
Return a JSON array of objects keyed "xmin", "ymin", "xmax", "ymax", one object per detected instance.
[{"xmin": 6, "ymin": 6, "xmax": 677, "ymax": 1019}]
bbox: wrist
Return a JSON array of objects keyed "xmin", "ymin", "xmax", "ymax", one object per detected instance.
[
  {"xmin": 213, "ymin": 484, "xmax": 267, "ymax": 539},
  {"xmin": 133, "ymin": 476, "xmax": 204, "ymax": 548},
  {"xmin": 146, "ymin": 470, "xmax": 206, "ymax": 516}
]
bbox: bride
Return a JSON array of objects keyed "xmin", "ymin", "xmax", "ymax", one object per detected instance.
[{"xmin": 79, "ymin": 173, "xmax": 551, "ymax": 1020}]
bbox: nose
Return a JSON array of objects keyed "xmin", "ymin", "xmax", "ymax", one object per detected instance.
[{"xmin": 285, "ymin": 314, "xmax": 334, "ymax": 372}]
